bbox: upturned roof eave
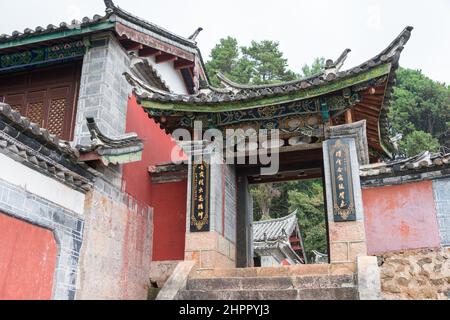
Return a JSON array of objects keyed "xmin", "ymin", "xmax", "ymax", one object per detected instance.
[{"xmin": 137, "ymin": 63, "xmax": 392, "ymax": 113}]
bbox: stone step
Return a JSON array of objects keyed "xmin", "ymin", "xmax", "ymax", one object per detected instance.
[
  {"xmin": 190, "ymin": 263, "xmax": 355, "ymax": 279},
  {"xmin": 186, "ymin": 274, "xmax": 356, "ymax": 291},
  {"xmin": 177, "ymin": 287, "xmax": 358, "ymax": 300}
]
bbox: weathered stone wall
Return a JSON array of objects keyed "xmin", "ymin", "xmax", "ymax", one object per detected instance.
[
  {"xmin": 379, "ymin": 248, "xmax": 450, "ymax": 300},
  {"xmin": 77, "ymin": 188, "xmax": 153, "ymax": 300}
]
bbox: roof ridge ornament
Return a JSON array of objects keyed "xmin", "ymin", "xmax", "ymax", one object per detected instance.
[
  {"xmin": 325, "ymin": 48, "xmax": 351, "ymax": 74},
  {"xmin": 104, "ymin": 0, "xmax": 115, "ymax": 12},
  {"xmin": 188, "ymin": 27, "xmax": 204, "ymax": 42}
]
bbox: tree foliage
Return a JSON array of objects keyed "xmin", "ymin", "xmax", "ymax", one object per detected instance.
[
  {"xmin": 250, "ymin": 183, "xmax": 281, "ymax": 221},
  {"xmin": 301, "ymin": 57, "xmax": 326, "ymax": 77},
  {"xmin": 388, "ymin": 68, "xmax": 450, "ymax": 156},
  {"xmin": 205, "ymin": 37, "xmax": 298, "ymax": 87},
  {"xmin": 288, "ymin": 181, "xmax": 328, "ymax": 260}
]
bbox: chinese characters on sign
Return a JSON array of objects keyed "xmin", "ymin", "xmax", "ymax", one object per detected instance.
[
  {"xmin": 329, "ymin": 138, "xmax": 356, "ymax": 222},
  {"xmin": 190, "ymin": 161, "xmax": 210, "ymax": 232}
]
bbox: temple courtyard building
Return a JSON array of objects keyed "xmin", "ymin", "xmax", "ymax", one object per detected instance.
[{"xmin": 0, "ymin": 1, "xmax": 448, "ymax": 300}]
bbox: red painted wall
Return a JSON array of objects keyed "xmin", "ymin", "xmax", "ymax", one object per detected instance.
[
  {"xmin": 123, "ymin": 95, "xmax": 187, "ymax": 261},
  {"xmin": 362, "ymin": 180, "xmax": 441, "ymax": 255},
  {"xmin": 0, "ymin": 213, "xmax": 57, "ymax": 300},
  {"xmin": 151, "ymin": 182, "xmax": 187, "ymax": 260}
]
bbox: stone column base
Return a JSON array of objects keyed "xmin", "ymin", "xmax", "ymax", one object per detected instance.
[{"xmin": 185, "ymin": 232, "xmax": 236, "ymax": 269}]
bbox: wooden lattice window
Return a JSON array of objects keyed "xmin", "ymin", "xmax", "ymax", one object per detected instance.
[
  {"xmin": 48, "ymin": 98, "xmax": 68, "ymax": 137},
  {"xmin": 0, "ymin": 62, "xmax": 82, "ymax": 141}
]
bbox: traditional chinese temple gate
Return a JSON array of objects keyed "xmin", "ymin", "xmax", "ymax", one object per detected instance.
[{"xmin": 127, "ymin": 26, "xmax": 412, "ymax": 269}]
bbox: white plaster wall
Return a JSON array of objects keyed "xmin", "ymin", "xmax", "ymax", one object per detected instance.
[
  {"xmin": 148, "ymin": 56, "xmax": 188, "ymax": 94},
  {"xmin": 0, "ymin": 153, "xmax": 85, "ymax": 215}
]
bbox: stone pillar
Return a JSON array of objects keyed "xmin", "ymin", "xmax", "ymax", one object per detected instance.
[
  {"xmin": 323, "ymin": 121, "xmax": 369, "ymax": 263},
  {"xmin": 184, "ymin": 145, "xmax": 237, "ymax": 269}
]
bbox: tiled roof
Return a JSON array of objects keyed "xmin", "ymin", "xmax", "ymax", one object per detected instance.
[
  {"xmin": 126, "ymin": 26, "xmax": 412, "ymax": 105},
  {"xmin": 253, "ymin": 211, "xmax": 298, "ymax": 243},
  {"xmin": 0, "ymin": 0, "xmax": 201, "ymax": 53},
  {"xmin": 0, "ymin": 103, "xmax": 97, "ymax": 192},
  {"xmin": 0, "ymin": 13, "xmax": 108, "ymax": 45},
  {"xmin": 77, "ymin": 118, "xmax": 144, "ymax": 165},
  {"xmin": 360, "ymin": 150, "xmax": 450, "ymax": 178}
]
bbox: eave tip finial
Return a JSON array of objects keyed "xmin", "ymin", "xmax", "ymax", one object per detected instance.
[
  {"xmin": 104, "ymin": 0, "xmax": 115, "ymax": 10},
  {"xmin": 188, "ymin": 27, "xmax": 204, "ymax": 41}
]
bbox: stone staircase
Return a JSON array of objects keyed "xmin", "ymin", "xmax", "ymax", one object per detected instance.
[{"xmin": 175, "ymin": 263, "xmax": 359, "ymax": 300}]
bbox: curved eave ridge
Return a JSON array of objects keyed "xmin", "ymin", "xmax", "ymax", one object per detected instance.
[
  {"xmin": 128, "ymin": 26, "xmax": 412, "ymax": 112},
  {"xmin": 128, "ymin": 63, "xmax": 390, "ymax": 113}
]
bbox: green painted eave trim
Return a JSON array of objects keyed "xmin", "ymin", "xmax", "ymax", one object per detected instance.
[
  {"xmin": 0, "ymin": 21, "xmax": 116, "ymax": 50},
  {"xmin": 102, "ymin": 151, "xmax": 143, "ymax": 165},
  {"xmin": 141, "ymin": 63, "xmax": 392, "ymax": 113}
]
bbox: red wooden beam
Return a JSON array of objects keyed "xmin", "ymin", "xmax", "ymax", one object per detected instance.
[
  {"xmin": 122, "ymin": 41, "xmax": 143, "ymax": 51},
  {"xmin": 155, "ymin": 53, "xmax": 178, "ymax": 64},
  {"xmin": 79, "ymin": 152, "xmax": 101, "ymax": 162},
  {"xmin": 138, "ymin": 47, "xmax": 160, "ymax": 57},
  {"xmin": 174, "ymin": 59, "xmax": 195, "ymax": 70}
]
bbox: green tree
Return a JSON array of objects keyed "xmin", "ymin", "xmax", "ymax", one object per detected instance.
[
  {"xmin": 205, "ymin": 37, "xmax": 252, "ymax": 87},
  {"xmin": 288, "ymin": 180, "xmax": 328, "ymax": 260},
  {"xmin": 250, "ymin": 183, "xmax": 281, "ymax": 221},
  {"xmin": 399, "ymin": 130, "xmax": 440, "ymax": 157},
  {"xmin": 205, "ymin": 38, "xmax": 298, "ymax": 86},
  {"xmin": 241, "ymin": 40, "xmax": 298, "ymax": 84},
  {"xmin": 301, "ymin": 57, "xmax": 325, "ymax": 77},
  {"xmin": 388, "ymin": 68, "xmax": 450, "ymax": 155}
]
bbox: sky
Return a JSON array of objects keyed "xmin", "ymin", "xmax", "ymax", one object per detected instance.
[{"xmin": 1, "ymin": 0, "xmax": 449, "ymax": 84}]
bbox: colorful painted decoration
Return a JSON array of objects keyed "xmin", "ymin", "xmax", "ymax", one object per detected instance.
[
  {"xmin": 190, "ymin": 161, "xmax": 210, "ymax": 232},
  {"xmin": 0, "ymin": 41, "xmax": 86, "ymax": 71},
  {"xmin": 329, "ymin": 138, "xmax": 356, "ymax": 222}
]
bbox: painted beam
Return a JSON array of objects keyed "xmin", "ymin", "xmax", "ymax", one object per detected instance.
[{"xmin": 115, "ymin": 23, "xmax": 194, "ymax": 62}]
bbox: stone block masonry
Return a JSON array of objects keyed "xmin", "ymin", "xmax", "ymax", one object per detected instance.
[
  {"xmin": 379, "ymin": 248, "xmax": 450, "ymax": 300},
  {"xmin": 74, "ymin": 32, "xmax": 133, "ymax": 147}
]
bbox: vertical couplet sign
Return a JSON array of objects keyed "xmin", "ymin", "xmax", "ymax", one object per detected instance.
[
  {"xmin": 328, "ymin": 138, "xmax": 356, "ymax": 222},
  {"xmin": 190, "ymin": 161, "xmax": 210, "ymax": 232}
]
